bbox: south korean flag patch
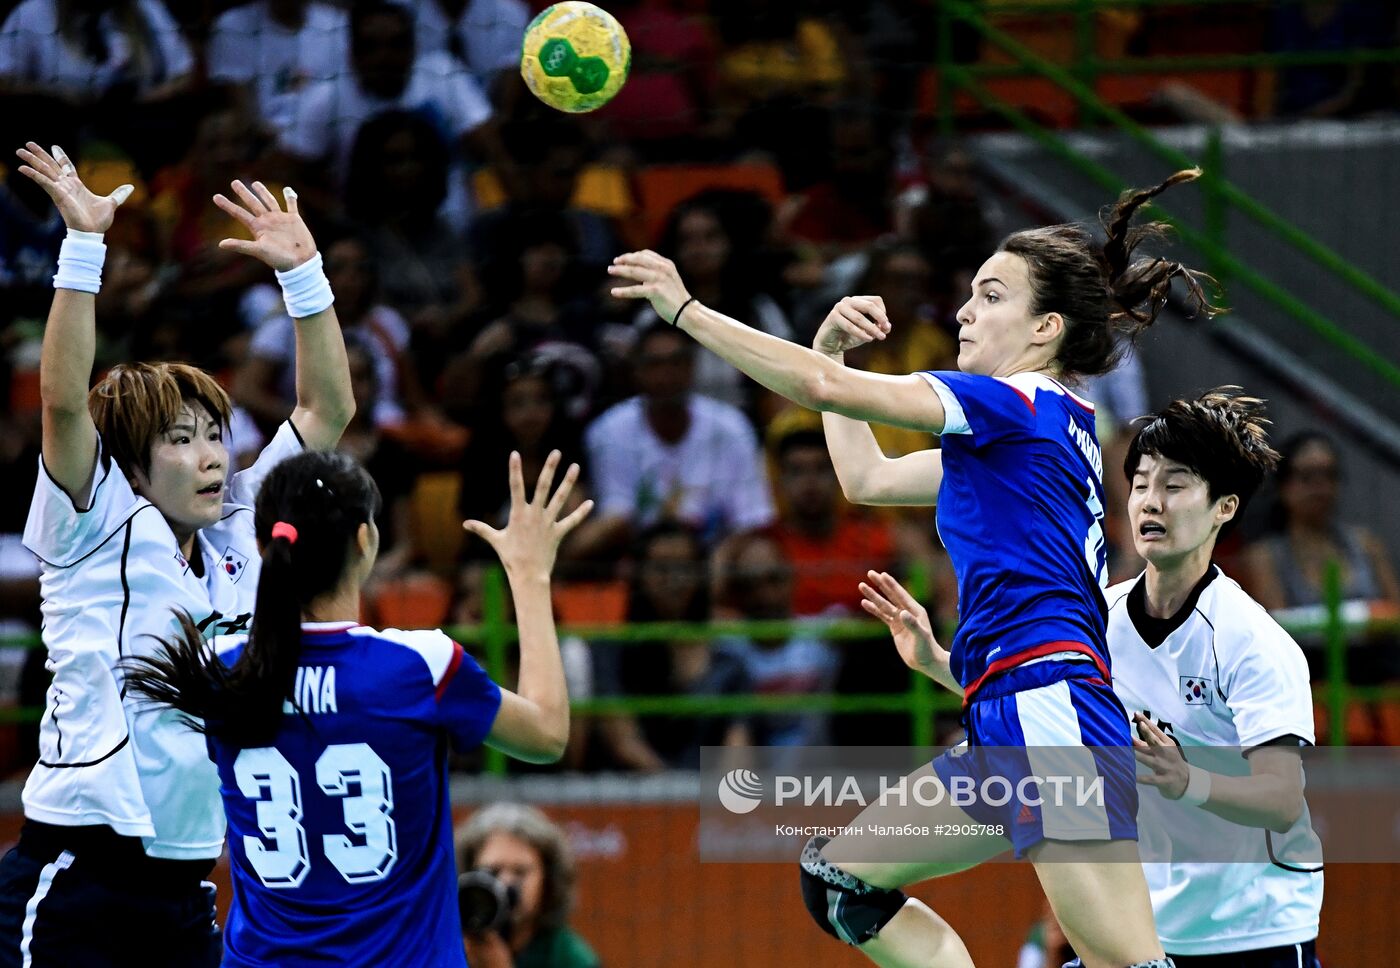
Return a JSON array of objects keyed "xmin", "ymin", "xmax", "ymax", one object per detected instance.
[
  {"xmin": 220, "ymin": 546, "xmax": 250, "ymax": 584},
  {"xmin": 1180, "ymin": 676, "xmax": 1213, "ymax": 706}
]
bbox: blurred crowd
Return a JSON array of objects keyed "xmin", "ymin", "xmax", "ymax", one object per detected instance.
[{"xmin": 1, "ymin": 0, "xmax": 1398, "ymax": 772}]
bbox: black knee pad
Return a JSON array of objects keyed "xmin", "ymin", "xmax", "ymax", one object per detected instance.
[{"xmin": 798, "ymin": 836, "xmax": 908, "ymax": 946}]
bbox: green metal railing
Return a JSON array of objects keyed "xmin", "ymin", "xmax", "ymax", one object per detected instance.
[
  {"xmin": 932, "ymin": 0, "xmax": 1400, "ymax": 391},
  {"xmin": 447, "ymin": 564, "xmax": 1397, "ymax": 773}
]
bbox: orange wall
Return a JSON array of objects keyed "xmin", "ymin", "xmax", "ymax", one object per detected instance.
[{"xmin": 0, "ymin": 807, "xmax": 1391, "ymax": 965}]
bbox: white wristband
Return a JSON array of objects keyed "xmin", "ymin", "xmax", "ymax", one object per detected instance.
[
  {"xmin": 53, "ymin": 228, "xmax": 106, "ymax": 294},
  {"xmin": 1178, "ymin": 765, "xmax": 1212, "ymax": 807},
  {"xmin": 275, "ymin": 251, "xmax": 334, "ymax": 318}
]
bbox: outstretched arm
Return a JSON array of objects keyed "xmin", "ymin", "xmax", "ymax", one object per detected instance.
[
  {"xmin": 16, "ymin": 143, "xmax": 134, "ymax": 504},
  {"xmin": 610, "ymin": 252, "xmax": 946, "ymax": 433},
  {"xmin": 810, "ymin": 297, "xmax": 945, "ymax": 506},
  {"xmin": 214, "ymin": 180, "xmax": 354, "ymax": 450},
  {"xmin": 465, "ymin": 451, "xmax": 594, "ymax": 764}
]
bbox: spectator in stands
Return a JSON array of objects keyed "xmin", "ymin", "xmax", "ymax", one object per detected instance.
[
  {"xmin": 405, "ymin": 0, "xmax": 530, "ymax": 99},
  {"xmin": 470, "ymin": 116, "xmax": 619, "ymax": 281},
  {"xmin": 456, "ymin": 803, "xmax": 601, "ymax": 968},
  {"xmin": 1240, "ymin": 431, "xmax": 1400, "ymax": 744},
  {"xmin": 0, "ymin": 0, "xmax": 192, "ymax": 104},
  {"xmin": 717, "ymin": 530, "xmax": 838, "ymax": 749},
  {"xmin": 441, "ymin": 212, "xmax": 604, "ymax": 421},
  {"xmin": 207, "ymin": 0, "xmax": 350, "ymax": 142},
  {"xmin": 237, "ymin": 232, "xmax": 415, "ymax": 432},
  {"xmin": 344, "ymin": 109, "xmax": 482, "ymax": 370},
  {"xmin": 584, "ymin": 322, "xmax": 775, "ymax": 554},
  {"xmin": 784, "ymin": 105, "xmax": 894, "ymax": 249},
  {"xmin": 833, "ymin": 0, "xmax": 945, "ymax": 118},
  {"xmin": 277, "ymin": 1, "xmax": 502, "ymax": 230},
  {"xmin": 594, "ymin": 0, "xmax": 717, "ymax": 157},
  {"xmin": 1243, "ymin": 431, "xmax": 1400, "ymax": 684},
  {"xmin": 0, "ymin": 140, "xmax": 66, "ymax": 326},
  {"xmin": 1244, "ymin": 431, "xmax": 1400, "ymax": 611},
  {"xmin": 634, "ymin": 191, "xmax": 793, "ymax": 413},
  {"xmin": 840, "ymin": 240, "xmax": 956, "ymax": 458},
  {"xmin": 593, "ymin": 522, "xmax": 751, "ymax": 770},
  {"xmin": 796, "ymin": 141, "xmax": 993, "ymax": 331},
  {"xmin": 767, "ymin": 423, "xmax": 897, "ymax": 617},
  {"xmin": 1263, "ymin": 1, "xmax": 1398, "ymax": 118},
  {"xmin": 147, "ymin": 106, "xmax": 278, "ymax": 346},
  {"xmin": 458, "ymin": 353, "xmax": 605, "ymax": 560},
  {"xmin": 901, "ymin": 141, "xmax": 998, "ymax": 294},
  {"xmin": 0, "ymin": 0, "xmax": 196, "ymax": 176},
  {"xmin": 334, "ymin": 334, "xmax": 420, "ymax": 594},
  {"xmin": 710, "ymin": 0, "xmax": 846, "ymax": 187}
]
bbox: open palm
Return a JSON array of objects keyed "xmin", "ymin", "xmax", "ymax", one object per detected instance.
[
  {"xmin": 15, "ymin": 143, "xmax": 132, "ymax": 233},
  {"xmin": 463, "ymin": 451, "xmax": 593, "ymax": 577},
  {"xmin": 213, "ymin": 180, "xmax": 317, "ymax": 271},
  {"xmin": 858, "ymin": 570, "xmax": 949, "ymax": 681}
]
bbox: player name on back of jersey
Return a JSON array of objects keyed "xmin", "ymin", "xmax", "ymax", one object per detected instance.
[
  {"xmin": 281, "ymin": 665, "xmax": 339, "ymax": 715},
  {"xmin": 1066, "ymin": 415, "xmax": 1103, "ymax": 479}
]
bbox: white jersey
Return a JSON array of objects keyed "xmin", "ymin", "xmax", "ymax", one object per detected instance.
[
  {"xmin": 1106, "ymin": 565, "xmax": 1323, "ymax": 956},
  {"xmin": 21, "ymin": 421, "xmax": 304, "ymax": 860}
]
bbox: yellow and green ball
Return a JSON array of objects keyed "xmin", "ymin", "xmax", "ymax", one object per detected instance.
[{"xmin": 520, "ymin": 2, "xmax": 631, "ymax": 113}]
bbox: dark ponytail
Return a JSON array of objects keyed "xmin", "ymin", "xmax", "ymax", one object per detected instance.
[
  {"xmin": 998, "ymin": 168, "xmax": 1222, "ymax": 380},
  {"xmin": 124, "ymin": 451, "xmax": 381, "ymax": 746}
]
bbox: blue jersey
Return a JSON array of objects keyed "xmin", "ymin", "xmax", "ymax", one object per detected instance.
[
  {"xmin": 209, "ymin": 622, "xmax": 503, "ymax": 968},
  {"xmin": 921, "ymin": 371, "xmax": 1110, "ymax": 698}
]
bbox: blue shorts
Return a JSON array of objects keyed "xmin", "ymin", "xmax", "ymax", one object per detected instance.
[{"xmin": 932, "ymin": 665, "xmax": 1137, "ymax": 858}]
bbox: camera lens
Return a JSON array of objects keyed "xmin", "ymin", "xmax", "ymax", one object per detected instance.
[{"xmin": 457, "ymin": 870, "xmax": 519, "ymax": 935}]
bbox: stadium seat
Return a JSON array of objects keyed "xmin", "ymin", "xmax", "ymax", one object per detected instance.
[
  {"xmin": 632, "ymin": 163, "xmax": 786, "ymax": 245},
  {"xmin": 553, "ymin": 580, "xmax": 629, "ymax": 625},
  {"xmin": 368, "ymin": 573, "xmax": 453, "ymax": 630},
  {"xmin": 472, "ymin": 164, "xmax": 634, "ymax": 220}
]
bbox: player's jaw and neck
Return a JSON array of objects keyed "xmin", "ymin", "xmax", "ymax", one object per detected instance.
[{"xmin": 1143, "ymin": 541, "xmax": 1217, "ymax": 619}]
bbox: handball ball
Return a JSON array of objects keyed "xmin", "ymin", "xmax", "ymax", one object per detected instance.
[{"xmin": 520, "ymin": 2, "xmax": 631, "ymax": 113}]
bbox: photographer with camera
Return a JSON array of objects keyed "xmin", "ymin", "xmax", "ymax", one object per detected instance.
[{"xmin": 456, "ymin": 804, "xmax": 601, "ymax": 968}]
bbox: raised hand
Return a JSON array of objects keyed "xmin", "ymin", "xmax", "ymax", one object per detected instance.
[
  {"xmin": 1132, "ymin": 713, "xmax": 1190, "ymax": 800},
  {"xmin": 813, "ymin": 295, "xmax": 891, "ymax": 357},
  {"xmin": 213, "ymin": 180, "xmax": 317, "ymax": 271},
  {"xmin": 608, "ymin": 250, "xmax": 692, "ymax": 324},
  {"xmin": 15, "ymin": 143, "xmax": 132, "ymax": 233},
  {"xmin": 858, "ymin": 569, "xmax": 950, "ymax": 683},
  {"xmin": 462, "ymin": 451, "xmax": 594, "ymax": 578}
]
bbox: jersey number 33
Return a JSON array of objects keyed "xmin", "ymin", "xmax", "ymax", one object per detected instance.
[{"xmin": 235, "ymin": 743, "xmax": 398, "ymax": 889}]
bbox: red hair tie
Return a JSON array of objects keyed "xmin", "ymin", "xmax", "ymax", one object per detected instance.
[{"xmin": 270, "ymin": 521, "xmax": 299, "ymax": 545}]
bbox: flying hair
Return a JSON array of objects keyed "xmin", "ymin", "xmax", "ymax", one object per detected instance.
[{"xmin": 998, "ymin": 168, "xmax": 1223, "ymax": 380}]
